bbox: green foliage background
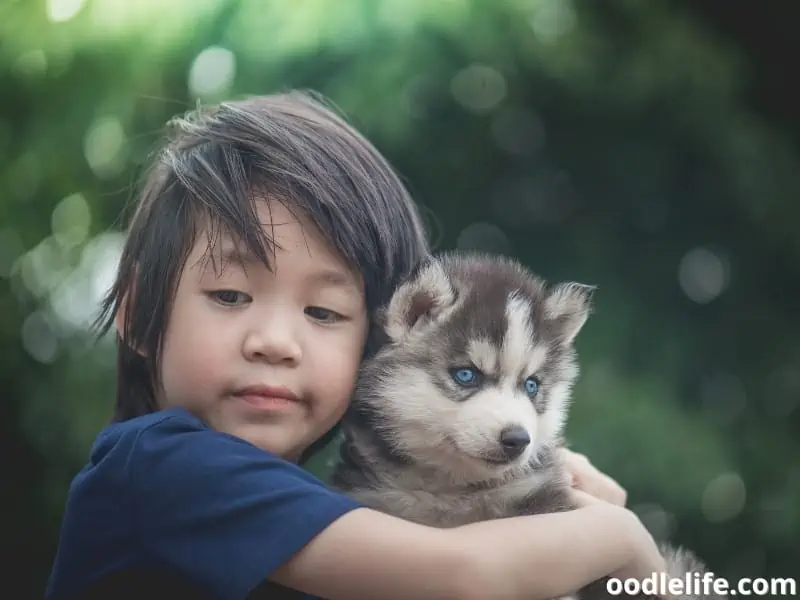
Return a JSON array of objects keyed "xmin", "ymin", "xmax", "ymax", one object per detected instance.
[{"xmin": 1, "ymin": 0, "xmax": 798, "ymax": 596}]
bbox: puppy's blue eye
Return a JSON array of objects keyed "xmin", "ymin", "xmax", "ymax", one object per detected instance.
[
  {"xmin": 524, "ymin": 377, "xmax": 540, "ymax": 397},
  {"xmin": 452, "ymin": 367, "xmax": 480, "ymax": 387}
]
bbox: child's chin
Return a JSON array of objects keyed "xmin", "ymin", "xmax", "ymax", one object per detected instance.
[{"xmin": 222, "ymin": 420, "xmax": 300, "ymax": 456}]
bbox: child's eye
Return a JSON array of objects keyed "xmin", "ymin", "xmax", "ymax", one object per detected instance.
[
  {"xmin": 208, "ymin": 290, "xmax": 251, "ymax": 306},
  {"xmin": 305, "ymin": 306, "xmax": 345, "ymax": 323}
]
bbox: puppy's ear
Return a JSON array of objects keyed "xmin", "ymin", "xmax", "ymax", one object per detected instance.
[
  {"xmin": 544, "ymin": 282, "xmax": 595, "ymax": 346},
  {"xmin": 384, "ymin": 258, "xmax": 456, "ymax": 343}
]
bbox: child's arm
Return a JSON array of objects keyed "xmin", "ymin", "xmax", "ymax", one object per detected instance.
[
  {"xmin": 272, "ymin": 496, "xmax": 667, "ymax": 600},
  {"xmin": 128, "ymin": 416, "xmax": 667, "ymax": 600}
]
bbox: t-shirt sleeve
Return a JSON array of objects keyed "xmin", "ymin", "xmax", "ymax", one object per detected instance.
[{"xmin": 127, "ymin": 414, "xmax": 363, "ymax": 600}]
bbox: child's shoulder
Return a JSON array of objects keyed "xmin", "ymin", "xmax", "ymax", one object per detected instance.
[
  {"xmin": 49, "ymin": 407, "xmax": 348, "ymax": 600},
  {"xmin": 80, "ymin": 407, "xmax": 324, "ymax": 497},
  {"xmin": 97, "ymin": 405, "xmax": 206, "ymax": 442},
  {"xmin": 85, "ymin": 407, "xmax": 206, "ymax": 469}
]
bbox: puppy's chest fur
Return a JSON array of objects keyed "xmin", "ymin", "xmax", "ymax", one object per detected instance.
[{"xmin": 338, "ymin": 449, "xmax": 574, "ymax": 528}]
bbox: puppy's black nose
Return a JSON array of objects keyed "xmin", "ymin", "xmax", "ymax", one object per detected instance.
[{"xmin": 499, "ymin": 426, "xmax": 530, "ymax": 459}]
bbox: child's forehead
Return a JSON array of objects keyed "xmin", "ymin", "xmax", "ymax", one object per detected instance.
[
  {"xmin": 186, "ymin": 196, "xmax": 308, "ymax": 257},
  {"xmin": 185, "ymin": 220, "xmax": 364, "ymax": 291}
]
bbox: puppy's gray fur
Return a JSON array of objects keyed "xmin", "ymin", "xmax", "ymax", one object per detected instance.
[{"xmin": 330, "ymin": 251, "xmax": 723, "ymax": 600}]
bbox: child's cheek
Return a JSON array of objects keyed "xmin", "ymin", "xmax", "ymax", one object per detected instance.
[
  {"xmin": 161, "ymin": 309, "xmax": 234, "ymax": 403},
  {"xmin": 319, "ymin": 341, "xmax": 362, "ymax": 409}
]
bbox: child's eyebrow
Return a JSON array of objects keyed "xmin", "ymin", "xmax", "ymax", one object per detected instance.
[
  {"xmin": 199, "ymin": 245, "xmax": 362, "ymax": 293},
  {"xmin": 307, "ymin": 269, "xmax": 362, "ymax": 292},
  {"xmin": 215, "ymin": 246, "xmax": 262, "ymax": 267},
  {"xmin": 191, "ymin": 245, "xmax": 262, "ymax": 276}
]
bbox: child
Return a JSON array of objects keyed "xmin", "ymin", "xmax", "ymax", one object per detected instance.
[{"xmin": 45, "ymin": 91, "xmax": 670, "ymax": 600}]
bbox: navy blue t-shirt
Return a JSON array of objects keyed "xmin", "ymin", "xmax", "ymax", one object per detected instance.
[{"xmin": 45, "ymin": 407, "xmax": 363, "ymax": 600}]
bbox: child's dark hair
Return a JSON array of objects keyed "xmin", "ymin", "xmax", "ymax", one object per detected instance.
[{"xmin": 94, "ymin": 91, "xmax": 430, "ymax": 455}]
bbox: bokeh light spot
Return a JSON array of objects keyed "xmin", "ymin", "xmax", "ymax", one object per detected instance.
[
  {"xmin": 52, "ymin": 193, "xmax": 92, "ymax": 249},
  {"xmin": 701, "ymin": 472, "xmax": 746, "ymax": 522},
  {"xmin": 188, "ymin": 46, "xmax": 236, "ymax": 100},
  {"xmin": 84, "ymin": 116, "xmax": 127, "ymax": 179},
  {"xmin": 531, "ymin": 0, "xmax": 577, "ymax": 43},
  {"xmin": 49, "ymin": 232, "xmax": 125, "ymax": 333},
  {"xmin": 46, "ymin": 0, "xmax": 86, "ymax": 23},
  {"xmin": 451, "ymin": 64, "xmax": 507, "ymax": 114},
  {"xmin": 18, "ymin": 237, "xmax": 67, "ymax": 299},
  {"xmin": 678, "ymin": 246, "xmax": 729, "ymax": 304},
  {"xmin": 21, "ymin": 311, "xmax": 59, "ymax": 364}
]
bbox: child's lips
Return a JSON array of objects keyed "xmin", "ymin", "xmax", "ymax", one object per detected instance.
[{"xmin": 233, "ymin": 384, "xmax": 302, "ymax": 410}]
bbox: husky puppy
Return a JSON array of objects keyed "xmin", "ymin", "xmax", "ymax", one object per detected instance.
[{"xmin": 330, "ymin": 251, "xmax": 721, "ymax": 599}]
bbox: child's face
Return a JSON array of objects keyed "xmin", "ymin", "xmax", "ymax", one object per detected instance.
[{"xmin": 157, "ymin": 197, "xmax": 369, "ymax": 461}]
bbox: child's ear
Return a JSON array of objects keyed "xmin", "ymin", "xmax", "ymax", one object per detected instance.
[
  {"xmin": 383, "ymin": 258, "xmax": 457, "ymax": 343},
  {"xmin": 544, "ymin": 282, "xmax": 595, "ymax": 346}
]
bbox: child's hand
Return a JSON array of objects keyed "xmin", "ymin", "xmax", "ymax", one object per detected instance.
[
  {"xmin": 571, "ymin": 489, "xmax": 677, "ymax": 600},
  {"xmin": 561, "ymin": 448, "xmax": 627, "ymax": 507}
]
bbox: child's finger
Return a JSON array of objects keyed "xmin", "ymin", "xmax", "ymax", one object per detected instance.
[
  {"xmin": 569, "ymin": 487, "xmax": 606, "ymax": 508},
  {"xmin": 562, "ymin": 449, "xmax": 627, "ymax": 506}
]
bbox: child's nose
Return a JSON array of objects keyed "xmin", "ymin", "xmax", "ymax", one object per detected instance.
[{"xmin": 242, "ymin": 314, "xmax": 302, "ymax": 364}]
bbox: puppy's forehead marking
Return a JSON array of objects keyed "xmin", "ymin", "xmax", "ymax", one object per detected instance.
[
  {"xmin": 525, "ymin": 344, "xmax": 548, "ymax": 377},
  {"xmin": 467, "ymin": 338, "xmax": 497, "ymax": 374},
  {"xmin": 501, "ymin": 292, "xmax": 547, "ymax": 377}
]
